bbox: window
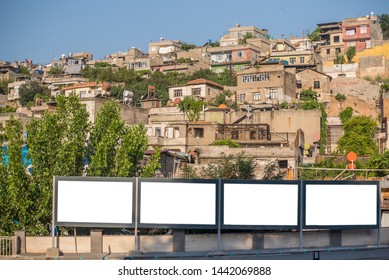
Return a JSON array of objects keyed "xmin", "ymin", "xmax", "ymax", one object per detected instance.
[
  {"xmin": 193, "ymin": 128, "xmax": 204, "ymax": 138},
  {"xmin": 242, "ymin": 73, "xmax": 269, "ymax": 83},
  {"xmin": 174, "ymin": 89, "xmax": 182, "ymax": 97},
  {"xmin": 313, "ymin": 81, "xmax": 320, "ymax": 89},
  {"xmin": 155, "ymin": 127, "xmax": 161, "ymax": 137},
  {"xmin": 299, "ymin": 57, "xmax": 305, "ymax": 64},
  {"xmin": 326, "ymin": 49, "xmax": 330, "ymax": 55},
  {"xmin": 250, "ymin": 131, "xmax": 257, "ymax": 140},
  {"xmin": 335, "ymin": 48, "xmax": 341, "ymax": 53},
  {"xmin": 191, "ymin": 87, "xmax": 201, "ymax": 96},
  {"xmin": 231, "ymin": 130, "xmax": 239, "ymax": 140},
  {"xmin": 237, "ymin": 51, "xmax": 243, "ymax": 58},
  {"xmin": 253, "ymin": 93, "xmax": 261, "ymax": 101},
  {"xmin": 238, "ymin": 93, "xmax": 246, "ymax": 102},
  {"xmin": 296, "ymin": 81, "xmax": 302, "ymax": 89},
  {"xmin": 346, "ymin": 28, "xmax": 356, "ymax": 36},
  {"xmin": 289, "ymin": 57, "xmax": 296, "ymax": 64},
  {"xmin": 80, "ymin": 91, "xmax": 86, "ymax": 98},
  {"xmin": 333, "ymin": 36, "xmax": 340, "ymax": 43},
  {"xmin": 269, "ymin": 89, "xmax": 278, "ymax": 99},
  {"xmin": 278, "ymin": 160, "xmax": 288, "ymax": 169},
  {"xmin": 347, "ymin": 41, "xmax": 356, "ymax": 48},
  {"xmin": 360, "ymin": 25, "xmax": 367, "ymax": 34}
]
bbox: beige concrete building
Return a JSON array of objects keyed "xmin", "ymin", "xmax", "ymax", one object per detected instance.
[
  {"xmin": 296, "ymin": 69, "xmax": 332, "ymax": 102},
  {"xmin": 317, "ymin": 22, "xmax": 344, "ymax": 66},
  {"xmin": 219, "ymin": 24, "xmax": 271, "ymax": 52},
  {"xmin": 235, "ymin": 63, "xmax": 297, "ymax": 106},
  {"xmin": 168, "ymin": 78, "xmax": 224, "ymax": 103},
  {"xmin": 208, "ymin": 44, "xmax": 266, "ymax": 73},
  {"xmin": 80, "ymin": 98, "xmax": 149, "ymax": 125},
  {"xmin": 61, "ymin": 82, "xmax": 110, "ymax": 98},
  {"xmin": 7, "ymin": 75, "xmax": 32, "ymax": 106}
]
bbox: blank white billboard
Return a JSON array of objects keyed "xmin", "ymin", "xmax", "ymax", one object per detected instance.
[
  {"xmin": 223, "ymin": 183, "xmax": 299, "ymax": 226},
  {"xmin": 140, "ymin": 181, "xmax": 216, "ymax": 226},
  {"xmin": 305, "ymin": 184, "xmax": 377, "ymax": 227},
  {"xmin": 56, "ymin": 180, "xmax": 133, "ymax": 225}
]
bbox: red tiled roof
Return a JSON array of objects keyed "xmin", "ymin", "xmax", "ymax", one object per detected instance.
[{"xmin": 186, "ymin": 78, "xmax": 223, "ymax": 89}]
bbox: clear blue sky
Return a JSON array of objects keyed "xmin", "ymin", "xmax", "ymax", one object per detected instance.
[{"xmin": 0, "ymin": 0, "xmax": 388, "ymax": 65}]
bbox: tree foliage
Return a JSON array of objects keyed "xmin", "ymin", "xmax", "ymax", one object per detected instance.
[
  {"xmin": 0, "ymin": 118, "xmax": 33, "ymax": 235},
  {"xmin": 199, "ymin": 153, "xmax": 256, "ymax": 179},
  {"xmin": 19, "ymin": 81, "xmax": 50, "ymax": 106},
  {"xmin": 308, "ymin": 27, "xmax": 321, "ymax": 42},
  {"xmin": 337, "ymin": 115, "xmax": 378, "ymax": 156},
  {"xmin": 262, "ymin": 161, "xmax": 285, "ymax": 180},
  {"xmin": 378, "ymin": 13, "xmax": 389, "ymax": 39},
  {"xmin": 1, "ymin": 95, "xmax": 159, "ymax": 235},
  {"xmin": 0, "ymin": 79, "xmax": 11, "ymax": 95},
  {"xmin": 346, "ymin": 46, "xmax": 356, "ymax": 63},
  {"xmin": 181, "ymin": 42, "xmax": 197, "ymax": 51},
  {"xmin": 178, "ymin": 96, "xmax": 204, "ymax": 121},
  {"xmin": 334, "ymin": 51, "xmax": 345, "ymax": 64},
  {"xmin": 339, "ymin": 107, "xmax": 353, "ymax": 124},
  {"xmin": 48, "ymin": 65, "xmax": 65, "ymax": 77},
  {"xmin": 241, "ymin": 32, "xmax": 254, "ymax": 44}
]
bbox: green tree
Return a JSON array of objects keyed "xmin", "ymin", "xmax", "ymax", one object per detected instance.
[
  {"xmin": 115, "ymin": 124, "xmax": 159, "ymax": 177},
  {"xmin": 335, "ymin": 93, "xmax": 346, "ymax": 102},
  {"xmin": 378, "ymin": 13, "xmax": 389, "ymax": 39},
  {"xmin": 199, "ymin": 153, "xmax": 256, "ymax": 179},
  {"xmin": 1, "ymin": 118, "xmax": 33, "ymax": 234},
  {"xmin": 339, "ymin": 107, "xmax": 353, "ymax": 124},
  {"xmin": 55, "ymin": 94, "xmax": 90, "ymax": 176},
  {"xmin": 241, "ymin": 32, "xmax": 254, "ymax": 44},
  {"xmin": 178, "ymin": 96, "xmax": 204, "ymax": 121},
  {"xmin": 368, "ymin": 150, "xmax": 389, "ymax": 177},
  {"xmin": 19, "ymin": 66, "xmax": 30, "ymax": 76},
  {"xmin": 262, "ymin": 161, "xmax": 285, "ymax": 180},
  {"xmin": 181, "ymin": 42, "xmax": 197, "ymax": 51},
  {"xmin": 48, "ymin": 65, "xmax": 65, "ymax": 77},
  {"xmin": 87, "ymin": 100, "xmax": 125, "ymax": 176},
  {"xmin": 0, "ymin": 79, "xmax": 11, "ymax": 95},
  {"xmin": 334, "ymin": 51, "xmax": 345, "ymax": 64},
  {"xmin": 19, "ymin": 81, "xmax": 50, "ymax": 106},
  {"xmin": 337, "ymin": 116, "xmax": 378, "ymax": 156},
  {"xmin": 308, "ymin": 27, "xmax": 321, "ymax": 42},
  {"xmin": 346, "ymin": 46, "xmax": 356, "ymax": 63}
]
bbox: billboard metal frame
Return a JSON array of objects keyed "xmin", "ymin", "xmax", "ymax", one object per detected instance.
[
  {"xmin": 221, "ymin": 179, "xmax": 301, "ymax": 230},
  {"xmin": 138, "ymin": 178, "xmax": 219, "ymax": 229},
  {"xmin": 54, "ymin": 176, "xmax": 136, "ymax": 228},
  {"xmin": 303, "ymin": 180, "xmax": 380, "ymax": 230}
]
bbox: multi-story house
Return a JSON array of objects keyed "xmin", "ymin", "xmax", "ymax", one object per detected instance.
[
  {"xmin": 316, "ymin": 21, "xmax": 344, "ymax": 65},
  {"xmin": 50, "ymin": 52, "xmax": 93, "ymax": 76},
  {"xmin": 60, "ymin": 82, "xmax": 110, "ymax": 98},
  {"xmin": 219, "ymin": 24, "xmax": 271, "ymax": 52},
  {"xmin": 342, "ymin": 14, "xmax": 383, "ymax": 52},
  {"xmin": 0, "ymin": 61, "xmax": 18, "ymax": 81},
  {"xmin": 270, "ymin": 39, "xmax": 316, "ymax": 71},
  {"xmin": 296, "ymin": 69, "xmax": 332, "ymax": 102},
  {"xmin": 168, "ymin": 78, "xmax": 224, "ymax": 103},
  {"xmin": 7, "ymin": 75, "xmax": 32, "ymax": 106},
  {"xmin": 208, "ymin": 44, "xmax": 266, "ymax": 73},
  {"xmin": 149, "ymin": 38, "xmax": 182, "ymax": 66},
  {"xmin": 235, "ymin": 63, "xmax": 297, "ymax": 106}
]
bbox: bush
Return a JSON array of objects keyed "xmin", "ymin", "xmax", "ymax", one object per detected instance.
[{"xmin": 211, "ymin": 139, "xmax": 240, "ymax": 148}]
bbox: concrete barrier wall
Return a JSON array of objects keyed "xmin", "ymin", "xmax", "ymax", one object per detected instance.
[
  {"xmin": 185, "ymin": 234, "xmax": 252, "ymax": 251},
  {"xmin": 24, "ymin": 229, "xmax": 388, "ymax": 254},
  {"xmin": 103, "ymin": 236, "xmax": 134, "ymax": 253},
  {"xmin": 342, "ymin": 229, "xmax": 378, "ymax": 247}
]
